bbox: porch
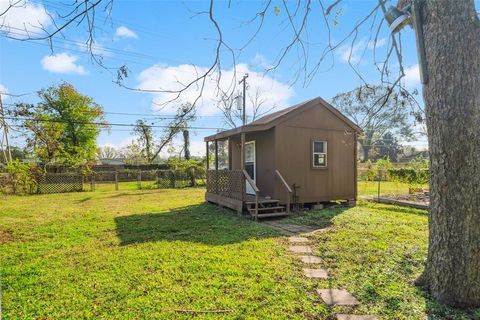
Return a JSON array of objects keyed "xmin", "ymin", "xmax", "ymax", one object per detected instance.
[
  {"xmin": 205, "ymin": 131, "xmax": 292, "ymax": 220},
  {"xmin": 205, "ymin": 169, "xmax": 292, "ymax": 219}
]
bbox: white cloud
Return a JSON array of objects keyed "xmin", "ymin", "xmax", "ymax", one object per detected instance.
[
  {"xmin": 0, "ymin": 1, "xmax": 50, "ymax": 38},
  {"xmin": 0, "ymin": 83, "xmax": 8, "ymax": 101},
  {"xmin": 41, "ymin": 53, "xmax": 88, "ymax": 75},
  {"xmin": 0, "ymin": 83, "xmax": 7, "ymax": 94},
  {"xmin": 403, "ymin": 64, "xmax": 420, "ymax": 88},
  {"xmin": 115, "ymin": 26, "xmax": 138, "ymax": 39},
  {"xmin": 253, "ymin": 53, "xmax": 274, "ymax": 70},
  {"xmin": 338, "ymin": 37, "xmax": 387, "ymax": 64},
  {"xmin": 136, "ymin": 63, "xmax": 294, "ymax": 116},
  {"xmin": 75, "ymin": 41, "xmax": 112, "ymax": 57}
]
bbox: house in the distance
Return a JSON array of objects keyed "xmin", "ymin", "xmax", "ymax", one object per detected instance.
[{"xmin": 204, "ymin": 97, "xmax": 362, "ymax": 219}]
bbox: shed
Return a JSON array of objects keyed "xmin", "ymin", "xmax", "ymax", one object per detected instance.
[{"xmin": 204, "ymin": 96, "xmax": 362, "ymax": 219}]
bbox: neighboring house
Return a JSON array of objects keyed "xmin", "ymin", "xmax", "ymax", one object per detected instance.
[
  {"xmin": 96, "ymin": 158, "xmax": 126, "ymax": 166},
  {"xmin": 204, "ymin": 97, "xmax": 362, "ymax": 219}
]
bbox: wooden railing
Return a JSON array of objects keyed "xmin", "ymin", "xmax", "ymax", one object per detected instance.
[
  {"xmin": 275, "ymin": 170, "xmax": 293, "ymax": 214},
  {"xmin": 243, "ymin": 169, "xmax": 260, "ymax": 220},
  {"xmin": 206, "ymin": 169, "xmax": 244, "ymax": 201}
]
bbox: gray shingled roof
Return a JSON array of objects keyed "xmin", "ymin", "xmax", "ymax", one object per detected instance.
[
  {"xmin": 204, "ymin": 97, "xmax": 361, "ymax": 141},
  {"xmin": 247, "ymin": 97, "xmax": 318, "ymax": 126}
]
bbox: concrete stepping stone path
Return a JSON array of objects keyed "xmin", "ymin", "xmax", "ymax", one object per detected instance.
[
  {"xmin": 288, "ymin": 236, "xmax": 309, "ymax": 243},
  {"xmin": 337, "ymin": 315, "xmax": 378, "ymax": 320},
  {"xmin": 303, "ymin": 268, "xmax": 329, "ymax": 279},
  {"xmin": 299, "ymin": 255, "xmax": 323, "ymax": 264},
  {"xmin": 286, "ymin": 229, "xmax": 377, "ymax": 319},
  {"xmin": 315, "ymin": 289, "xmax": 360, "ymax": 306},
  {"xmin": 289, "ymin": 245, "xmax": 312, "ymax": 253}
]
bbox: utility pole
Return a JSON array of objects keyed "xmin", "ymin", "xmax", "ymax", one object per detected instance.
[
  {"xmin": 0, "ymin": 93, "xmax": 12, "ymax": 163},
  {"xmin": 238, "ymin": 73, "xmax": 249, "ymax": 125}
]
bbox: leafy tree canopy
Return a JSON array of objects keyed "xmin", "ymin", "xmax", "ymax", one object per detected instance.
[
  {"xmin": 15, "ymin": 82, "xmax": 107, "ymax": 165},
  {"xmin": 331, "ymin": 85, "xmax": 419, "ymax": 161}
]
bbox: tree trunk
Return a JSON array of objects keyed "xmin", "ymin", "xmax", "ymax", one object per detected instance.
[
  {"xmin": 362, "ymin": 145, "xmax": 370, "ymax": 161},
  {"xmin": 420, "ymin": 0, "xmax": 480, "ymax": 307}
]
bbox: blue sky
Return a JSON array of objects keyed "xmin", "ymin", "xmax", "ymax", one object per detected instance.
[{"xmin": 0, "ymin": 0, "xmax": 427, "ymax": 157}]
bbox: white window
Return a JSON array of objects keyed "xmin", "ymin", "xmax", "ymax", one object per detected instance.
[{"xmin": 312, "ymin": 141, "xmax": 327, "ymax": 168}]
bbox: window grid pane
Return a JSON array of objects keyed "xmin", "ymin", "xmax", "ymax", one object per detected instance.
[
  {"xmin": 312, "ymin": 141, "xmax": 327, "ymax": 167},
  {"xmin": 313, "ymin": 141, "xmax": 324, "ymax": 153}
]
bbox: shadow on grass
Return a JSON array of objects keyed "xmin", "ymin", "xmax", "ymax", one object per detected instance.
[
  {"xmin": 365, "ymin": 201, "xmax": 429, "ymax": 216},
  {"xmin": 106, "ymin": 191, "xmax": 164, "ymax": 198},
  {"xmin": 76, "ymin": 196, "xmax": 93, "ymax": 203},
  {"xmin": 115, "ymin": 203, "xmax": 280, "ymax": 246},
  {"xmin": 281, "ymin": 206, "xmax": 350, "ymax": 228}
]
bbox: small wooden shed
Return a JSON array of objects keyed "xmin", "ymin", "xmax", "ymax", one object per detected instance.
[{"xmin": 204, "ymin": 97, "xmax": 362, "ymax": 219}]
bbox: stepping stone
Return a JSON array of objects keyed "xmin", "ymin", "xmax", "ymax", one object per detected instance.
[
  {"xmin": 316, "ymin": 289, "xmax": 360, "ymax": 306},
  {"xmin": 299, "ymin": 255, "xmax": 323, "ymax": 264},
  {"xmin": 288, "ymin": 236, "xmax": 309, "ymax": 243},
  {"xmin": 337, "ymin": 315, "xmax": 377, "ymax": 320},
  {"xmin": 289, "ymin": 245, "xmax": 312, "ymax": 253},
  {"xmin": 303, "ymin": 268, "xmax": 329, "ymax": 279}
]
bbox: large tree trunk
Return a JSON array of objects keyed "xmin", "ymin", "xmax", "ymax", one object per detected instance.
[{"xmin": 420, "ymin": 0, "xmax": 480, "ymax": 307}]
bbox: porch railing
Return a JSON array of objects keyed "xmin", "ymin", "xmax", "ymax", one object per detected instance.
[
  {"xmin": 207, "ymin": 169, "xmax": 244, "ymax": 201},
  {"xmin": 275, "ymin": 170, "xmax": 293, "ymax": 215},
  {"xmin": 243, "ymin": 169, "xmax": 260, "ymax": 220}
]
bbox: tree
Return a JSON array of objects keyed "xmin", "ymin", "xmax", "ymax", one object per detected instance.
[
  {"xmin": 0, "ymin": 146, "xmax": 29, "ymax": 163},
  {"xmin": 97, "ymin": 146, "xmax": 119, "ymax": 159},
  {"xmin": 217, "ymin": 87, "xmax": 277, "ymax": 128},
  {"xmin": 331, "ymin": 85, "xmax": 417, "ymax": 161},
  {"xmin": 133, "ymin": 119, "xmax": 156, "ymax": 163},
  {"xmin": 373, "ymin": 131, "xmax": 402, "ymax": 162},
  {"xmin": 122, "ymin": 143, "xmax": 146, "ymax": 165},
  {"xmin": 410, "ymin": 0, "xmax": 480, "ymax": 307},
  {"xmin": 131, "ymin": 103, "xmax": 196, "ymax": 163},
  {"xmin": 183, "ymin": 130, "xmax": 190, "ymax": 160},
  {"xmin": 15, "ymin": 83, "xmax": 107, "ymax": 165}
]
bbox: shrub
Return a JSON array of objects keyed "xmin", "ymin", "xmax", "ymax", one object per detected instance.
[
  {"xmin": 388, "ymin": 168, "xmax": 429, "ymax": 190},
  {"xmin": 4, "ymin": 160, "xmax": 40, "ymax": 194}
]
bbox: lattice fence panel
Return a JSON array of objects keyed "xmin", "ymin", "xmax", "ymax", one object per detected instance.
[
  {"xmin": 207, "ymin": 170, "xmax": 243, "ymax": 200},
  {"xmin": 37, "ymin": 174, "xmax": 83, "ymax": 194}
]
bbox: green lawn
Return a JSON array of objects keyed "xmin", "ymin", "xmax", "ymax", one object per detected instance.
[
  {"xmin": 357, "ymin": 180, "xmax": 428, "ymax": 197},
  {"xmin": 0, "ymin": 188, "xmax": 477, "ymax": 319}
]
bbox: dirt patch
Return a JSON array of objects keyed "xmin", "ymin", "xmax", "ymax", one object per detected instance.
[{"xmin": 0, "ymin": 228, "xmax": 15, "ymax": 244}]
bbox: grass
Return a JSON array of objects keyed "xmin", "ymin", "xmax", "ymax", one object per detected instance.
[
  {"xmin": 1, "ymin": 188, "xmax": 478, "ymax": 319},
  {"xmin": 357, "ymin": 180, "xmax": 428, "ymax": 197},
  {"xmin": 284, "ymin": 202, "xmax": 480, "ymax": 320},
  {"xmin": 0, "ymin": 188, "xmax": 326, "ymax": 319}
]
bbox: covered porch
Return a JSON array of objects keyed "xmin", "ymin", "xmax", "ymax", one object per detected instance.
[{"xmin": 205, "ymin": 129, "xmax": 292, "ymax": 220}]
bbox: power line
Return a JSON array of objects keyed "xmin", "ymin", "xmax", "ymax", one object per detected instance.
[
  {"xmin": 3, "ymin": 27, "xmax": 196, "ymax": 68},
  {"xmin": 7, "ymin": 124, "xmax": 220, "ymax": 132},
  {"xmin": 3, "ymin": 116, "xmax": 225, "ymax": 131},
  {"xmin": 2, "ymin": 103, "xmax": 225, "ymax": 119}
]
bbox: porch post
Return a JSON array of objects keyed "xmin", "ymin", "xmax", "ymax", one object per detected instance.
[
  {"xmin": 227, "ymin": 137, "xmax": 232, "ymax": 170},
  {"xmin": 214, "ymin": 140, "xmax": 219, "ymax": 170},
  {"xmin": 206, "ymin": 141, "xmax": 209, "ymax": 170},
  {"xmin": 240, "ymin": 133, "xmax": 245, "ymax": 170}
]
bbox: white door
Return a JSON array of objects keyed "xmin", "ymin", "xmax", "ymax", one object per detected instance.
[{"xmin": 244, "ymin": 141, "xmax": 256, "ymax": 194}]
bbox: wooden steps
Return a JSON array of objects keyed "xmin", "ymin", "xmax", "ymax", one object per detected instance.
[
  {"xmin": 245, "ymin": 197, "xmax": 288, "ymax": 219},
  {"xmin": 245, "ymin": 199, "xmax": 279, "ymax": 205},
  {"xmin": 250, "ymin": 211, "xmax": 289, "ymax": 218},
  {"xmin": 248, "ymin": 206, "xmax": 285, "ymax": 212}
]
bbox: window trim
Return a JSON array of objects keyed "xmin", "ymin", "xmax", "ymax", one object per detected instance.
[{"xmin": 312, "ymin": 140, "xmax": 328, "ymax": 168}]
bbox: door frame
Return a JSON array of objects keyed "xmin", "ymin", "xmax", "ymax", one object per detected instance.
[{"xmin": 244, "ymin": 140, "xmax": 256, "ymax": 195}]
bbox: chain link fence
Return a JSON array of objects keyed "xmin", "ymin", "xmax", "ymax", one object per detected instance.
[
  {"xmin": 357, "ymin": 167, "xmax": 430, "ymax": 207},
  {"xmin": 0, "ymin": 169, "xmax": 206, "ymax": 195}
]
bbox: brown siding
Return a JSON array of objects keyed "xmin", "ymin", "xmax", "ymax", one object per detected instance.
[
  {"xmin": 229, "ymin": 128, "xmax": 275, "ymax": 198},
  {"xmin": 274, "ymin": 103, "xmax": 356, "ymax": 203}
]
